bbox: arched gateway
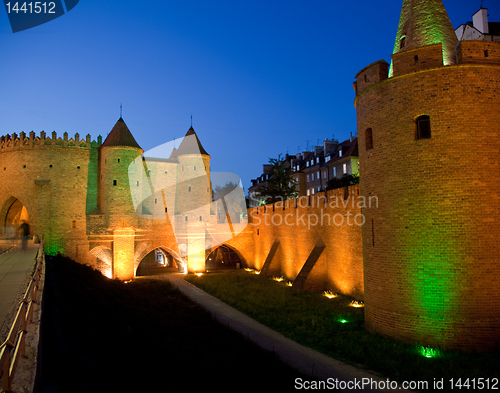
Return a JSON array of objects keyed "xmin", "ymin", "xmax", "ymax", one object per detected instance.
[{"xmin": 1, "ymin": 197, "xmax": 30, "ymax": 239}]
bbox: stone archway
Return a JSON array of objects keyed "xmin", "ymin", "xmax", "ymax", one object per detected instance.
[
  {"xmin": 206, "ymin": 245, "xmax": 242, "ymax": 270},
  {"xmin": 136, "ymin": 247, "xmax": 184, "ymax": 276},
  {"xmin": 1, "ymin": 197, "xmax": 30, "ymax": 239},
  {"xmin": 90, "ymin": 246, "xmax": 113, "ymax": 278}
]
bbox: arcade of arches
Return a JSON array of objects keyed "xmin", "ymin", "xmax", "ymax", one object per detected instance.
[{"xmin": 136, "ymin": 245, "xmax": 242, "ymax": 276}]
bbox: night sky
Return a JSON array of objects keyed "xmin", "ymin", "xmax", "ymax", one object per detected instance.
[{"xmin": 0, "ymin": 0, "xmax": 498, "ymax": 190}]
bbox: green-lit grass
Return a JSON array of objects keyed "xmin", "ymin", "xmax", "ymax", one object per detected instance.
[{"xmin": 185, "ymin": 270, "xmax": 500, "ymax": 391}]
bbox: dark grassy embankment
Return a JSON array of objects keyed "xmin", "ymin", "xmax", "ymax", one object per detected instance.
[
  {"xmin": 185, "ymin": 270, "xmax": 500, "ymax": 392},
  {"xmin": 38, "ymin": 256, "xmax": 306, "ymax": 393}
]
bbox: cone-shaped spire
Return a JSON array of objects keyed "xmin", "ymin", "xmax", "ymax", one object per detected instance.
[
  {"xmin": 172, "ymin": 126, "xmax": 209, "ymax": 157},
  {"xmin": 102, "ymin": 118, "xmax": 142, "ymax": 150},
  {"xmin": 392, "ymin": 0, "xmax": 457, "ymax": 67}
]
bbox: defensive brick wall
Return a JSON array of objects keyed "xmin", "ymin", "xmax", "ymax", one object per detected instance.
[
  {"xmin": 226, "ymin": 186, "xmax": 367, "ymax": 299},
  {"xmin": 0, "ymin": 131, "xmax": 101, "ymax": 262}
]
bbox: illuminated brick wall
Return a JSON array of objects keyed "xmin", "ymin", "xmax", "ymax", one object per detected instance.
[
  {"xmin": 355, "ymin": 35, "xmax": 500, "ymax": 350},
  {"xmin": 0, "ymin": 132, "xmax": 98, "ymax": 259},
  {"xmin": 227, "ymin": 186, "xmax": 365, "ymax": 298}
]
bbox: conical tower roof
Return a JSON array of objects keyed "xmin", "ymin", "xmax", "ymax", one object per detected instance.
[
  {"xmin": 102, "ymin": 117, "xmax": 142, "ymax": 150},
  {"xmin": 172, "ymin": 126, "xmax": 209, "ymax": 157},
  {"xmin": 392, "ymin": 0, "xmax": 457, "ymax": 66}
]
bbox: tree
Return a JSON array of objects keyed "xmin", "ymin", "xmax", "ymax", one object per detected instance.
[
  {"xmin": 257, "ymin": 154, "xmax": 297, "ymax": 204},
  {"xmin": 213, "ymin": 181, "xmax": 247, "ymax": 216},
  {"xmin": 326, "ymin": 173, "xmax": 359, "ymax": 191}
]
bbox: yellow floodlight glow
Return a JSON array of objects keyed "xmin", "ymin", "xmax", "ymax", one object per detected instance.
[{"xmin": 323, "ymin": 290, "xmax": 338, "ymax": 299}]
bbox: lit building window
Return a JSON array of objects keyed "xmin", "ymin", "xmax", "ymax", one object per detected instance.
[
  {"xmin": 339, "ymin": 150, "xmax": 342, "ymax": 157},
  {"xmin": 343, "ymin": 163, "xmax": 347, "ymax": 174},
  {"xmin": 333, "ymin": 167, "xmax": 336, "ymax": 177},
  {"xmin": 312, "ymin": 173, "xmax": 315, "ymax": 181}
]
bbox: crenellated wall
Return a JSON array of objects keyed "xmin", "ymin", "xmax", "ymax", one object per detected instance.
[
  {"xmin": 225, "ymin": 186, "xmax": 368, "ymax": 299},
  {"xmin": 0, "ymin": 131, "xmax": 102, "ymax": 260}
]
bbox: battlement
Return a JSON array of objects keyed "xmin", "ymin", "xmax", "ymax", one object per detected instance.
[
  {"xmin": 249, "ymin": 185, "xmax": 366, "ymax": 219},
  {"xmin": 457, "ymin": 40, "xmax": 500, "ymax": 65},
  {"xmin": 391, "ymin": 43, "xmax": 445, "ymax": 78},
  {"xmin": 354, "ymin": 60, "xmax": 389, "ymax": 96},
  {"xmin": 0, "ymin": 131, "xmax": 103, "ymax": 151}
]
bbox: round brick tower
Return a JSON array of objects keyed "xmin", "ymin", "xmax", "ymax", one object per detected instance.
[
  {"xmin": 355, "ymin": 0, "xmax": 500, "ymax": 351},
  {"xmin": 171, "ymin": 126, "xmax": 211, "ymax": 272},
  {"xmin": 99, "ymin": 117, "xmax": 143, "ymax": 279}
]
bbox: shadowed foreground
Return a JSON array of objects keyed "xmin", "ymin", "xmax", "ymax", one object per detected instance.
[{"xmin": 37, "ymin": 255, "xmax": 307, "ymax": 393}]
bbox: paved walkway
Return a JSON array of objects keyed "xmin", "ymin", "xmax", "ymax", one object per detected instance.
[
  {"xmin": 0, "ymin": 242, "xmax": 38, "ymax": 331},
  {"xmin": 150, "ymin": 273, "xmax": 412, "ymax": 393}
]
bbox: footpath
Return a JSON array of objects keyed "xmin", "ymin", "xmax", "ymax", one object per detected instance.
[
  {"xmin": 0, "ymin": 242, "xmax": 38, "ymax": 339},
  {"xmin": 160, "ymin": 273, "xmax": 413, "ymax": 393}
]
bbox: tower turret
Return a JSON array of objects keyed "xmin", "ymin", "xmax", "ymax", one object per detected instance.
[
  {"xmin": 99, "ymin": 117, "xmax": 143, "ymax": 228},
  {"xmin": 390, "ymin": 0, "xmax": 457, "ymax": 76},
  {"xmin": 99, "ymin": 117, "xmax": 143, "ymax": 280},
  {"xmin": 171, "ymin": 126, "xmax": 211, "ymax": 272}
]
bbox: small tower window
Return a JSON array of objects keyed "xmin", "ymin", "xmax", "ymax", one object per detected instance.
[
  {"xmin": 117, "ymin": 158, "xmax": 120, "ymax": 163},
  {"xmin": 414, "ymin": 55, "xmax": 419, "ymax": 63},
  {"xmin": 72, "ymin": 220, "xmax": 76, "ymax": 228},
  {"xmin": 365, "ymin": 128, "xmax": 373, "ymax": 150},
  {"xmin": 188, "ymin": 187, "xmax": 191, "ymax": 192},
  {"xmin": 415, "ymin": 115, "xmax": 431, "ymax": 139},
  {"xmin": 400, "ymin": 35, "xmax": 406, "ymax": 49},
  {"xmin": 137, "ymin": 181, "xmax": 140, "ymax": 187},
  {"xmin": 113, "ymin": 180, "xmax": 117, "ymax": 186},
  {"xmin": 484, "ymin": 50, "xmax": 489, "ymax": 57}
]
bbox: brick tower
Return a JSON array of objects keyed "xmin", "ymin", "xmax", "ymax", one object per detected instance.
[
  {"xmin": 390, "ymin": 0, "xmax": 457, "ymax": 75},
  {"xmin": 99, "ymin": 117, "xmax": 143, "ymax": 280},
  {"xmin": 355, "ymin": 0, "xmax": 500, "ymax": 351},
  {"xmin": 171, "ymin": 126, "xmax": 211, "ymax": 272}
]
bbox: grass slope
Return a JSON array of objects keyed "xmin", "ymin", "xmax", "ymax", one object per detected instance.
[{"xmin": 185, "ymin": 270, "xmax": 500, "ymax": 392}]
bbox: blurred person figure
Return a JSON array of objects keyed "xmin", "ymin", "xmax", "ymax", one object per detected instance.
[{"xmin": 20, "ymin": 221, "xmax": 30, "ymax": 251}]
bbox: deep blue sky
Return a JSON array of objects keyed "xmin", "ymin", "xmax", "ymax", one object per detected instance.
[{"xmin": 0, "ymin": 0, "xmax": 498, "ymax": 190}]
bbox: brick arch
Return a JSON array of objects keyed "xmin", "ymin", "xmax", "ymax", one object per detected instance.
[
  {"xmin": 206, "ymin": 243, "xmax": 246, "ymax": 270},
  {"xmin": 134, "ymin": 242, "xmax": 185, "ymax": 275},
  {"xmin": 89, "ymin": 246, "xmax": 113, "ymax": 278},
  {"xmin": 0, "ymin": 196, "xmax": 30, "ymax": 238}
]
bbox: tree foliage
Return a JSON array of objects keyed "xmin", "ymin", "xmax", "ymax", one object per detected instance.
[
  {"xmin": 326, "ymin": 173, "xmax": 359, "ymax": 191},
  {"xmin": 257, "ymin": 154, "xmax": 297, "ymax": 204}
]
